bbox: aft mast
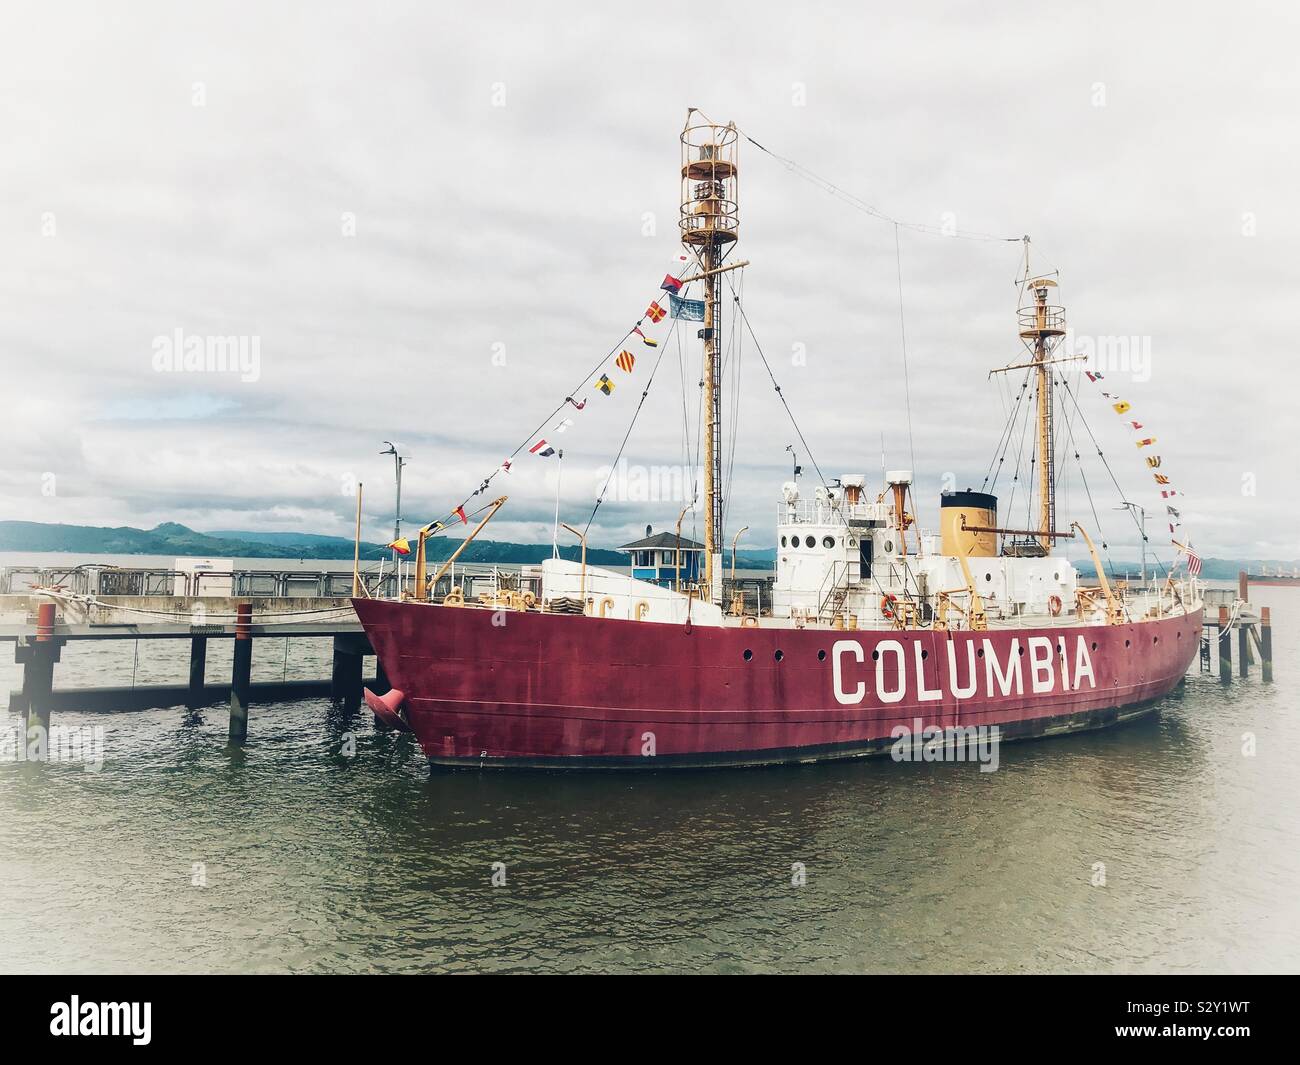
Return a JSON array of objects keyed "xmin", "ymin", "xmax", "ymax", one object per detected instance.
[
  {"xmin": 1016, "ymin": 253, "xmax": 1067, "ymax": 555},
  {"xmin": 679, "ymin": 111, "xmax": 740, "ymax": 604}
]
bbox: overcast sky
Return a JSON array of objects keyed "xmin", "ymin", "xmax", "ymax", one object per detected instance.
[{"xmin": 2, "ymin": 0, "xmax": 1297, "ymax": 562}]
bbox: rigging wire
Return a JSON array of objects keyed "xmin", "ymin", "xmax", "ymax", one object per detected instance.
[
  {"xmin": 738, "ymin": 127, "xmax": 1024, "ymax": 243},
  {"xmin": 583, "ymin": 318, "xmax": 681, "ymax": 535},
  {"xmin": 1001, "ymin": 369, "xmax": 1037, "ymax": 530},
  {"xmin": 722, "ymin": 271, "xmax": 842, "ymax": 526},
  {"xmin": 983, "ymin": 374, "xmax": 1030, "ymax": 493},
  {"xmin": 893, "ymin": 223, "xmax": 917, "ymax": 474},
  {"xmin": 1057, "ymin": 372, "xmax": 1170, "ymax": 579},
  {"xmin": 418, "ymin": 284, "xmax": 677, "ymax": 536},
  {"xmin": 1055, "ymin": 382, "xmax": 1119, "ymax": 580}
]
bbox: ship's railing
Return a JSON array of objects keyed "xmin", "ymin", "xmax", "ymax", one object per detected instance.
[
  {"xmin": 1017, "ymin": 305, "xmax": 1067, "ymax": 334},
  {"xmin": 778, "ymin": 500, "xmax": 888, "ymax": 526}
]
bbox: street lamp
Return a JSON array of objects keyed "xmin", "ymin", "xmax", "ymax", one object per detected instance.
[
  {"xmin": 1114, "ymin": 501, "xmax": 1147, "ymax": 586},
  {"xmin": 380, "ymin": 441, "xmax": 407, "ymax": 548}
]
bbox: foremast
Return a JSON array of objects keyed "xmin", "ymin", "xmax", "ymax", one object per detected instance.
[{"xmin": 680, "ymin": 111, "xmax": 739, "ymax": 604}]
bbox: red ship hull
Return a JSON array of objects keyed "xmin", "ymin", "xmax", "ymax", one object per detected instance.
[{"xmin": 353, "ymin": 599, "xmax": 1203, "ymax": 768}]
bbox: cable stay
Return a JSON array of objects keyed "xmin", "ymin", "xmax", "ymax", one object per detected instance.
[{"xmin": 739, "ymin": 126, "xmax": 1025, "ymax": 243}]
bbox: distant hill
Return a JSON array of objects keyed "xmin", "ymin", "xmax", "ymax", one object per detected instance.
[
  {"xmin": 0, "ymin": 520, "xmax": 628, "ymax": 566},
  {"xmin": 0, "ymin": 521, "xmax": 1284, "ymax": 579}
]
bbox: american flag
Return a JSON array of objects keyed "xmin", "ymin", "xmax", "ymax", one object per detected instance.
[{"xmin": 1187, "ymin": 548, "xmax": 1203, "ymax": 577}]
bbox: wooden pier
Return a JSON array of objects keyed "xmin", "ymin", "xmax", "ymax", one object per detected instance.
[
  {"xmin": 2, "ymin": 596, "xmax": 383, "ymax": 743},
  {"xmin": 1198, "ymin": 571, "xmax": 1275, "ymax": 683}
]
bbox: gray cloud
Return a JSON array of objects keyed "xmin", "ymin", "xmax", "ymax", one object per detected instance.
[{"xmin": 1, "ymin": 0, "xmax": 1297, "ymax": 561}]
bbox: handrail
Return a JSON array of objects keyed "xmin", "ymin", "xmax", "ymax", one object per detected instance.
[{"xmin": 814, "ymin": 559, "xmax": 851, "ymax": 622}]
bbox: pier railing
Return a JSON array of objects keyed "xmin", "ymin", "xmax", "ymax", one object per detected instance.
[{"xmin": 0, "ymin": 561, "xmax": 564, "ymax": 600}]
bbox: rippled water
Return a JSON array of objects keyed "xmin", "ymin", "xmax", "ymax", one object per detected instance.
[{"xmin": 2, "ymin": 589, "xmax": 1297, "ymax": 973}]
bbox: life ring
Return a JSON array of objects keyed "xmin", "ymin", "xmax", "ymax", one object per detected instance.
[
  {"xmin": 880, "ymin": 594, "xmax": 898, "ymax": 620},
  {"xmin": 1047, "ymin": 594, "xmax": 1063, "ymax": 617}
]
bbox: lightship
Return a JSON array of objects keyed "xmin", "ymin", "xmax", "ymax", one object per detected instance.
[{"xmin": 354, "ymin": 111, "xmax": 1203, "ymax": 768}]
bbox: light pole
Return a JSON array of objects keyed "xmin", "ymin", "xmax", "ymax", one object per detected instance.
[
  {"xmin": 1115, "ymin": 501, "xmax": 1147, "ymax": 585},
  {"xmin": 380, "ymin": 441, "xmax": 407, "ymax": 547}
]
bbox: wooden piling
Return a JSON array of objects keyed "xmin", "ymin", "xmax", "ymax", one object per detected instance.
[
  {"xmin": 229, "ymin": 603, "xmax": 253, "ymax": 742},
  {"xmin": 1218, "ymin": 605, "xmax": 1232, "ymax": 683},
  {"xmin": 21, "ymin": 603, "xmax": 60, "ymax": 735},
  {"xmin": 1238, "ymin": 569, "xmax": 1249, "ymax": 601},
  {"xmin": 187, "ymin": 636, "xmax": 208, "ymax": 709},
  {"xmin": 330, "ymin": 633, "xmax": 365, "ymax": 709},
  {"xmin": 1260, "ymin": 606, "xmax": 1273, "ymax": 683}
]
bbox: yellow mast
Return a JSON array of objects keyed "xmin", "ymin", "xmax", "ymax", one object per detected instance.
[
  {"xmin": 1016, "ymin": 252, "xmax": 1067, "ymax": 555},
  {"xmin": 680, "ymin": 111, "xmax": 739, "ymax": 604}
]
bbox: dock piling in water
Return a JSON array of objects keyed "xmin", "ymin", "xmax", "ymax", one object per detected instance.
[
  {"xmin": 187, "ymin": 636, "xmax": 208, "ymax": 709},
  {"xmin": 18, "ymin": 602, "xmax": 61, "ymax": 736},
  {"xmin": 1217, "ymin": 605, "xmax": 1232, "ymax": 683},
  {"xmin": 228, "ymin": 603, "xmax": 253, "ymax": 742},
  {"xmin": 1260, "ymin": 606, "xmax": 1273, "ymax": 683},
  {"xmin": 330, "ymin": 633, "xmax": 366, "ymax": 709}
]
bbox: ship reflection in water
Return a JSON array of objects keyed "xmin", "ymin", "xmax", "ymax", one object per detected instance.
[{"xmin": 0, "ymin": 588, "xmax": 1296, "ymax": 973}]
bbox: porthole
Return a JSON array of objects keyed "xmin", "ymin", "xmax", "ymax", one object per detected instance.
[
  {"xmin": 985, "ymin": 573, "xmax": 993, "ymax": 582},
  {"xmin": 921, "ymin": 649, "xmax": 929, "ymax": 660},
  {"xmin": 774, "ymin": 650, "xmax": 784, "ymax": 662},
  {"xmin": 1177, "ymin": 631, "xmax": 1182, "ymax": 639},
  {"xmin": 977, "ymin": 648, "xmax": 985, "ymax": 658},
  {"xmin": 884, "ymin": 539, "xmax": 894, "ymax": 553},
  {"xmin": 822, "ymin": 536, "xmax": 835, "ymax": 549},
  {"xmin": 1153, "ymin": 636, "xmax": 1159, "ymax": 645},
  {"xmin": 817, "ymin": 649, "xmax": 827, "ymax": 661},
  {"xmin": 848, "ymin": 538, "xmax": 857, "ymax": 548},
  {"xmin": 743, "ymin": 649, "xmax": 753, "ymax": 661},
  {"xmin": 871, "ymin": 650, "xmax": 880, "ymax": 661},
  {"xmin": 1091, "ymin": 642, "xmax": 1098, "ymax": 651},
  {"xmin": 1053, "ymin": 572, "xmax": 1060, "ymax": 581},
  {"xmin": 805, "ymin": 535, "xmax": 816, "ymax": 549},
  {"xmin": 1017, "ymin": 646, "xmax": 1025, "ymax": 656},
  {"xmin": 1125, "ymin": 639, "xmax": 1131, "ymax": 648},
  {"xmin": 780, "ymin": 535, "xmax": 787, "ymax": 548}
]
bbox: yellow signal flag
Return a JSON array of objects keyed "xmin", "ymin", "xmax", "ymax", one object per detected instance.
[
  {"xmin": 1112, "ymin": 401, "xmax": 1132, "ymax": 415},
  {"xmin": 387, "ymin": 538, "xmax": 411, "ymax": 555}
]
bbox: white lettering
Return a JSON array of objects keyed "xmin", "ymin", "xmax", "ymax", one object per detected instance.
[
  {"xmin": 915, "ymin": 641, "xmax": 942, "ymax": 701},
  {"xmin": 832, "ymin": 640, "xmax": 866, "ymax": 705},
  {"xmin": 983, "ymin": 638, "xmax": 1023, "ymax": 697},
  {"xmin": 875, "ymin": 640, "xmax": 906, "ymax": 703},
  {"xmin": 947, "ymin": 638, "xmax": 978, "ymax": 699},
  {"xmin": 1028, "ymin": 636, "xmax": 1055, "ymax": 694},
  {"xmin": 1074, "ymin": 636, "xmax": 1097, "ymax": 689},
  {"xmin": 49, "ymin": 996, "xmax": 151, "ymax": 1045}
]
